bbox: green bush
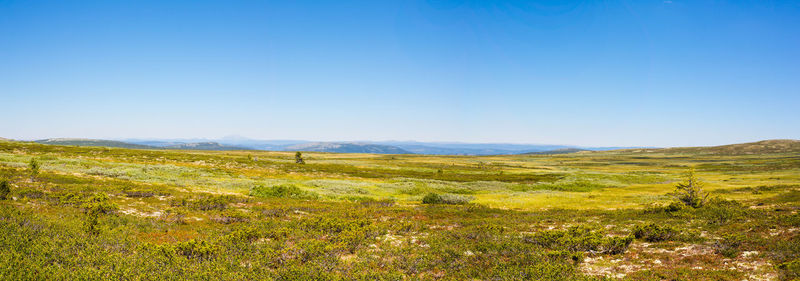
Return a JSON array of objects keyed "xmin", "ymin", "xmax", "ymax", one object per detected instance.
[
  {"xmin": 16, "ymin": 188, "xmax": 44, "ymax": 199},
  {"xmin": 225, "ymin": 226, "xmax": 261, "ymax": 244},
  {"xmin": 643, "ymin": 201, "xmax": 686, "ymax": 214},
  {"xmin": 421, "ymin": 192, "xmax": 471, "ymax": 205},
  {"xmin": 714, "ymin": 233, "xmax": 745, "ymax": 258},
  {"xmin": 0, "ymin": 179, "xmax": 9, "ymax": 200},
  {"xmin": 81, "ymin": 193, "xmax": 118, "ymax": 234},
  {"xmin": 250, "ymin": 184, "xmax": 318, "ymax": 199},
  {"xmin": 191, "ymin": 196, "xmax": 229, "ymax": 211},
  {"xmin": 524, "ymin": 225, "xmax": 633, "ymax": 255},
  {"xmin": 777, "ymin": 259, "xmax": 800, "ymax": 280},
  {"xmin": 632, "ymin": 223, "xmax": 680, "ymax": 242},
  {"xmin": 422, "ymin": 192, "xmax": 443, "ymax": 204},
  {"xmin": 174, "ymin": 239, "xmax": 217, "ymax": 260},
  {"xmin": 697, "ymin": 198, "xmax": 747, "ymax": 225}
]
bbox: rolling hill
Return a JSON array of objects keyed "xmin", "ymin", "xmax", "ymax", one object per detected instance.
[
  {"xmin": 35, "ymin": 138, "xmax": 157, "ymax": 149},
  {"xmin": 634, "ymin": 139, "xmax": 800, "ymax": 155}
]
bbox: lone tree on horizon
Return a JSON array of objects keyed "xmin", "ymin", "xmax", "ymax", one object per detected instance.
[{"xmin": 295, "ymin": 152, "xmax": 305, "ymax": 164}]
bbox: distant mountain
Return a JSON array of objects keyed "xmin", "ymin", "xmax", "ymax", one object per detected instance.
[
  {"xmin": 649, "ymin": 139, "xmax": 800, "ymax": 155},
  {"xmin": 377, "ymin": 141, "xmax": 570, "ymax": 155},
  {"xmin": 285, "ymin": 142, "xmax": 412, "ymax": 154},
  {"xmin": 523, "ymin": 148, "xmax": 589, "ymax": 155},
  {"xmin": 164, "ymin": 142, "xmax": 251, "ymax": 151},
  {"xmin": 125, "ymin": 138, "xmax": 305, "ymax": 151},
  {"xmin": 35, "ymin": 138, "xmax": 157, "ymax": 149},
  {"xmin": 128, "ymin": 138, "xmax": 637, "ymax": 155}
]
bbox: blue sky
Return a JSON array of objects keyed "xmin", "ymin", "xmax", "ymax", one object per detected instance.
[{"xmin": 1, "ymin": 0, "xmax": 798, "ymax": 147}]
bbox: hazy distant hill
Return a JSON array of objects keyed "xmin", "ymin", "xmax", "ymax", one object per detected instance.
[
  {"xmin": 523, "ymin": 148, "xmax": 589, "ymax": 155},
  {"xmin": 164, "ymin": 142, "xmax": 251, "ymax": 151},
  {"xmin": 127, "ymin": 138, "xmax": 635, "ymax": 155},
  {"xmin": 35, "ymin": 138, "xmax": 157, "ymax": 149},
  {"xmin": 26, "ymin": 138, "xmax": 800, "ymax": 155},
  {"xmin": 286, "ymin": 142, "xmax": 412, "ymax": 154},
  {"xmin": 378, "ymin": 141, "xmax": 571, "ymax": 155},
  {"xmin": 631, "ymin": 139, "xmax": 800, "ymax": 155},
  {"xmin": 126, "ymin": 138, "xmax": 304, "ymax": 151}
]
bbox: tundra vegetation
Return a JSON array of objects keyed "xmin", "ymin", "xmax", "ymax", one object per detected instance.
[{"xmin": 0, "ymin": 140, "xmax": 798, "ymax": 280}]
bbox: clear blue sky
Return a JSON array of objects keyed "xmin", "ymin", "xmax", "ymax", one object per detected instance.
[{"xmin": 1, "ymin": 0, "xmax": 798, "ymax": 147}]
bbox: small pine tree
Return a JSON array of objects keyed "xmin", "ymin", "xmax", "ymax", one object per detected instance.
[
  {"xmin": 673, "ymin": 168, "xmax": 709, "ymax": 208},
  {"xmin": 29, "ymin": 158, "xmax": 40, "ymax": 182},
  {"xmin": 295, "ymin": 152, "xmax": 305, "ymax": 164},
  {"xmin": 0, "ymin": 179, "xmax": 10, "ymax": 200}
]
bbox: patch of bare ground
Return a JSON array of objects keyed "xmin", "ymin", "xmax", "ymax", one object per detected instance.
[
  {"xmin": 768, "ymin": 227, "xmax": 799, "ymax": 237},
  {"xmin": 120, "ymin": 207, "xmax": 162, "ymax": 218},
  {"xmin": 580, "ymin": 242, "xmax": 778, "ymax": 280}
]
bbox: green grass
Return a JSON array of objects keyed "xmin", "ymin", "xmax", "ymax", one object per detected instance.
[{"xmin": 0, "ymin": 140, "xmax": 798, "ymax": 280}]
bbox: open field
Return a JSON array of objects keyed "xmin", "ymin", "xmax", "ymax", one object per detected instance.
[{"xmin": 1, "ymin": 140, "xmax": 799, "ymax": 280}]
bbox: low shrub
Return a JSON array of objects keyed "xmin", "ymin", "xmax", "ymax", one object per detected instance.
[
  {"xmin": 524, "ymin": 225, "xmax": 633, "ymax": 255},
  {"xmin": 159, "ymin": 208, "xmax": 186, "ymax": 224},
  {"xmin": 168, "ymin": 195, "xmax": 240, "ymax": 211},
  {"xmin": 421, "ymin": 193, "xmax": 471, "ymax": 205},
  {"xmin": 124, "ymin": 190, "xmax": 156, "ymax": 198},
  {"xmin": 632, "ymin": 223, "xmax": 680, "ymax": 242},
  {"xmin": 81, "ymin": 193, "xmax": 118, "ymax": 234},
  {"xmin": 210, "ymin": 210, "xmax": 250, "ymax": 224},
  {"xmin": 16, "ymin": 188, "xmax": 44, "ymax": 199},
  {"xmin": 697, "ymin": 198, "xmax": 747, "ymax": 225},
  {"xmin": 349, "ymin": 196, "xmax": 395, "ymax": 207},
  {"xmin": 250, "ymin": 184, "xmax": 318, "ymax": 199},
  {"xmin": 225, "ymin": 226, "xmax": 261, "ymax": 244},
  {"xmin": 643, "ymin": 201, "xmax": 687, "ymax": 215},
  {"xmin": 714, "ymin": 233, "xmax": 745, "ymax": 258},
  {"xmin": 174, "ymin": 239, "xmax": 217, "ymax": 260},
  {"xmin": 777, "ymin": 259, "xmax": 800, "ymax": 280},
  {"xmin": 422, "ymin": 192, "xmax": 443, "ymax": 204},
  {"xmin": 0, "ymin": 179, "xmax": 9, "ymax": 200}
]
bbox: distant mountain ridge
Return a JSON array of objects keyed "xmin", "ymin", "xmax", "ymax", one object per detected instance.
[
  {"xmin": 285, "ymin": 142, "xmax": 412, "ymax": 154},
  {"xmin": 20, "ymin": 137, "xmax": 798, "ymax": 155},
  {"xmin": 164, "ymin": 142, "xmax": 250, "ymax": 151},
  {"xmin": 25, "ymin": 137, "xmax": 642, "ymax": 155},
  {"xmin": 523, "ymin": 148, "xmax": 590, "ymax": 155}
]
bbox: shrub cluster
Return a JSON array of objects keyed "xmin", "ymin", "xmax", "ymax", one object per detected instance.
[
  {"xmin": 632, "ymin": 223, "xmax": 680, "ymax": 242},
  {"xmin": 81, "ymin": 193, "xmax": 118, "ymax": 234},
  {"xmin": 713, "ymin": 233, "xmax": 745, "ymax": 258},
  {"xmin": 778, "ymin": 259, "xmax": 800, "ymax": 280},
  {"xmin": 170, "ymin": 195, "xmax": 234, "ymax": 211},
  {"xmin": 421, "ymin": 192, "xmax": 471, "ymax": 205},
  {"xmin": 0, "ymin": 179, "xmax": 9, "ymax": 200},
  {"xmin": 250, "ymin": 184, "xmax": 318, "ymax": 199},
  {"xmin": 524, "ymin": 226, "xmax": 634, "ymax": 255}
]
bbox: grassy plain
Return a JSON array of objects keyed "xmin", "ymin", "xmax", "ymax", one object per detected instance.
[{"xmin": 0, "ymin": 140, "xmax": 798, "ymax": 280}]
